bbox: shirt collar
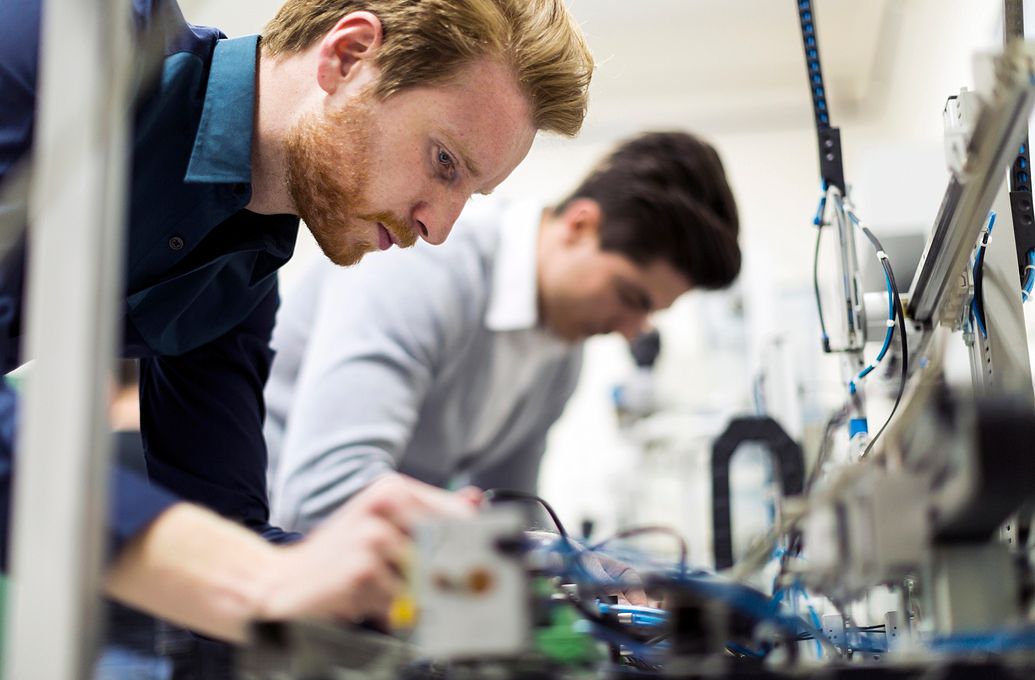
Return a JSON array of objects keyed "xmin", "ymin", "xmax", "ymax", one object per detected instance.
[
  {"xmin": 485, "ymin": 200, "xmax": 546, "ymax": 332},
  {"xmin": 184, "ymin": 35, "xmax": 258, "ymax": 184}
]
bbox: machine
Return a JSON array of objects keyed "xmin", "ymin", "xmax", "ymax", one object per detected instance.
[{"xmin": 233, "ymin": 1, "xmax": 1035, "ymax": 677}]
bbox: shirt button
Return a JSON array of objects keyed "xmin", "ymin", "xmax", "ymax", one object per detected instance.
[{"xmin": 168, "ymin": 235, "xmax": 185, "ymax": 251}]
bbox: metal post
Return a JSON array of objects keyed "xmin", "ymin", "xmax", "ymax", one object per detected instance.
[
  {"xmin": 3, "ymin": 0, "xmax": 132, "ymax": 677},
  {"xmin": 908, "ymin": 42, "xmax": 1035, "ymax": 328},
  {"xmin": 966, "ymin": 180, "xmax": 1035, "ymax": 403},
  {"xmin": 1005, "ymin": 0, "xmax": 1024, "ymax": 45}
]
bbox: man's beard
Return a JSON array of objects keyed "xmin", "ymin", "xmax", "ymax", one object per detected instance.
[{"xmin": 283, "ymin": 95, "xmax": 416, "ymax": 266}]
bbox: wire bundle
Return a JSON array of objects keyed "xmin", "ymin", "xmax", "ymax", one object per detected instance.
[
  {"xmin": 484, "ymin": 490, "xmax": 847, "ymax": 666},
  {"xmin": 840, "ymin": 205, "xmax": 909, "ymax": 459},
  {"xmin": 970, "ymin": 212, "xmax": 996, "ymax": 337}
]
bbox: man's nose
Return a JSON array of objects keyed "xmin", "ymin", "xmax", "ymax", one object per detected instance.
[
  {"xmin": 412, "ymin": 195, "xmax": 466, "ymax": 246},
  {"xmin": 615, "ymin": 313, "xmax": 650, "ymax": 342}
]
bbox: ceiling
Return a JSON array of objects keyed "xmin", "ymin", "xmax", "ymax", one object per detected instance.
[
  {"xmin": 179, "ymin": 0, "xmax": 894, "ymax": 138},
  {"xmin": 564, "ymin": 0, "xmax": 893, "ymax": 136}
]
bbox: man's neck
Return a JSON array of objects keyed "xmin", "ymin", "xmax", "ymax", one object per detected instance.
[{"xmin": 246, "ymin": 46, "xmax": 311, "ymax": 215}]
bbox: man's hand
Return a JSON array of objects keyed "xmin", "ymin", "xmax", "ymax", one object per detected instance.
[
  {"xmin": 525, "ymin": 530, "xmax": 650, "ymax": 606},
  {"xmin": 576, "ymin": 549, "xmax": 651, "ymax": 606},
  {"xmin": 106, "ymin": 475, "xmax": 479, "ymax": 642},
  {"xmin": 258, "ymin": 474, "xmax": 479, "ymax": 627}
]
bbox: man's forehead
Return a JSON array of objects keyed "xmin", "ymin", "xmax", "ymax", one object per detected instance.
[{"xmin": 428, "ymin": 60, "xmax": 535, "ymax": 179}]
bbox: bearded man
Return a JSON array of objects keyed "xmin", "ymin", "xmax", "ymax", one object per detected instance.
[{"xmin": 0, "ymin": 0, "xmax": 592, "ymax": 646}]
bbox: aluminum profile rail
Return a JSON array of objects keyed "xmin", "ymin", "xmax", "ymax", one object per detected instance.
[
  {"xmin": 3, "ymin": 0, "xmax": 133, "ymax": 677},
  {"xmin": 908, "ymin": 41, "xmax": 1035, "ymax": 327}
]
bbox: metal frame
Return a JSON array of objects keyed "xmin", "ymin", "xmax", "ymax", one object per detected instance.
[
  {"xmin": 829, "ymin": 187, "xmax": 867, "ymax": 354},
  {"xmin": 786, "ymin": 6, "xmax": 1035, "ymax": 641},
  {"xmin": 908, "ymin": 41, "xmax": 1035, "ymax": 328},
  {"xmin": 3, "ymin": 0, "xmax": 132, "ymax": 677}
]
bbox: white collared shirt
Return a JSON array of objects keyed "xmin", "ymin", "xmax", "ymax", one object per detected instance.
[{"xmin": 264, "ymin": 198, "xmax": 583, "ymax": 532}]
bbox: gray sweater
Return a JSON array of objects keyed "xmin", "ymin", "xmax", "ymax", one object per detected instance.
[{"xmin": 265, "ymin": 199, "xmax": 583, "ymax": 532}]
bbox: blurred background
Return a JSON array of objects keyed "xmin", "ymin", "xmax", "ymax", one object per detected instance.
[{"xmin": 181, "ymin": 0, "xmax": 1011, "ymax": 565}]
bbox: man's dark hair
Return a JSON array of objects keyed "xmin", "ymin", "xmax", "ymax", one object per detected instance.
[{"xmin": 557, "ymin": 131, "xmax": 740, "ymax": 289}]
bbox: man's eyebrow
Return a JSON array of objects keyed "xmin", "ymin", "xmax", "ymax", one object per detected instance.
[{"xmin": 442, "ymin": 133, "xmax": 481, "ymax": 179}]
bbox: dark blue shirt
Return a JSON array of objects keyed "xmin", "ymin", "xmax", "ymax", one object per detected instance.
[{"xmin": 0, "ymin": 0, "xmax": 302, "ymax": 568}]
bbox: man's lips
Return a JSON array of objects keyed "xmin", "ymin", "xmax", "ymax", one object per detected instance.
[{"xmin": 376, "ymin": 223, "xmax": 393, "ymax": 251}]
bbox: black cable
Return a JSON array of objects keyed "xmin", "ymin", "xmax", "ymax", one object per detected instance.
[
  {"xmin": 973, "ymin": 225, "xmax": 992, "ymax": 336},
  {"xmin": 644, "ymin": 633, "xmax": 669, "ymax": 646},
  {"xmin": 813, "ymin": 222, "xmax": 832, "ymax": 353},
  {"xmin": 856, "ymin": 226, "xmax": 908, "ymax": 460},
  {"xmin": 483, "ymin": 489, "xmax": 569, "ymax": 538}
]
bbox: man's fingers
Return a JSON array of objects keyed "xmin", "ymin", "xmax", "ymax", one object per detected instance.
[
  {"xmin": 363, "ymin": 475, "xmax": 475, "ymax": 531},
  {"xmin": 337, "ymin": 552, "xmax": 404, "ymax": 622},
  {"xmin": 455, "ymin": 485, "xmax": 484, "ymax": 508},
  {"xmin": 621, "ymin": 587, "xmax": 650, "ymax": 606},
  {"xmin": 348, "ymin": 513, "xmax": 411, "ymax": 576}
]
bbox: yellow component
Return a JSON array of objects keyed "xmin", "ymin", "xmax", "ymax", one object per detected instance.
[
  {"xmin": 390, "ymin": 545, "xmax": 418, "ymax": 630},
  {"xmin": 390, "ymin": 591, "xmax": 418, "ymax": 630}
]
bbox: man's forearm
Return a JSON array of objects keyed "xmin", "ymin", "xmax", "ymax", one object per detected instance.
[
  {"xmin": 105, "ymin": 476, "xmax": 482, "ymax": 643},
  {"xmin": 104, "ymin": 502, "xmax": 284, "ymax": 643}
]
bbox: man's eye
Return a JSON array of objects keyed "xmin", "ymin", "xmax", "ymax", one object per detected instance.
[
  {"xmin": 437, "ymin": 149, "xmax": 456, "ymax": 174},
  {"xmin": 618, "ymin": 288, "xmax": 649, "ymax": 311}
]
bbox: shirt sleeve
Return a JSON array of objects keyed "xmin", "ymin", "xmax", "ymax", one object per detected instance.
[
  {"xmin": 270, "ymin": 248, "xmax": 482, "ymax": 533},
  {"xmin": 138, "ymin": 284, "xmax": 301, "ymax": 544},
  {"xmin": 0, "ymin": 0, "xmax": 41, "ymax": 179},
  {"xmin": 0, "ymin": 375, "xmax": 184, "ymax": 571}
]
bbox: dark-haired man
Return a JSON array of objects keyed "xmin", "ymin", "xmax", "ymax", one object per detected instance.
[{"xmin": 265, "ymin": 131, "xmax": 741, "ymax": 534}]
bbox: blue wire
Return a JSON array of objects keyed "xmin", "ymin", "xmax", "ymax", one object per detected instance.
[
  {"xmin": 794, "ymin": 583, "xmax": 824, "ymax": 658},
  {"xmin": 550, "ymin": 542, "xmax": 842, "ymax": 657},
  {"xmin": 1023, "ymin": 249, "xmax": 1035, "ymax": 302},
  {"xmin": 597, "ymin": 603, "xmax": 668, "ymax": 628},
  {"xmin": 929, "ymin": 626, "xmax": 1035, "ymax": 654},
  {"xmin": 812, "ymin": 181, "xmax": 828, "ymax": 226},
  {"xmin": 847, "ymin": 216, "xmax": 895, "ymax": 395},
  {"xmin": 726, "ymin": 642, "xmax": 766, "ymax": 658},
  {"xmin": 971, "ymin": 298, "xmax": 988, "ymax": 338},
  {"xmin": 845, "ymin": 630, "xmax": 889, "ymax": 653}
]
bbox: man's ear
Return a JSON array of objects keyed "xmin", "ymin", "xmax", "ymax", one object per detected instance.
[
  {"xmin": 559, "ymin": 198, "xmax": 603, "ymax": 245},
  {"xmin": 315, "ymin": 11, "xmax": 383, "ymax": 95}
]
